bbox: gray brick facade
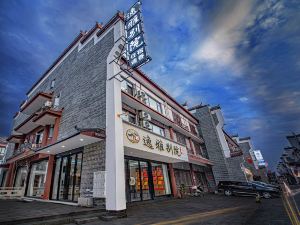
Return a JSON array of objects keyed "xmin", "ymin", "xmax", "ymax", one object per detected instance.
[
  {"xmin": 192, "ymin": 106, "xmax": 230, "ymax": 184},
  {"xmin": 80, "ymin": 141, "xmax": 106, "ymax": 198},
  {"xmin": 12, "ymin": 29, "xmax": 114, "ymax": 141}
]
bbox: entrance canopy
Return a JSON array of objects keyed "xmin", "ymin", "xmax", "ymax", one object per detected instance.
[
  {"xmin": 123, "ymin": 122, "xmax": 188, "ymax": 163},
  {"xmin": 38, "ymin": 129, "xmax": 105, "ymax": 155}
]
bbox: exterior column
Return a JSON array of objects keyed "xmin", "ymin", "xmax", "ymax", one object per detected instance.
[
  {"xmin": 6, "ymin": 162, "xmax": 16, "ymax": 187},
  {"xmin": 42, "ymin": 125, "xmax": 50, "ymax": 147},
  {"xmin": 52, "ymin": 117, "xmax": 60, "ymax": 143},
  {"xmin": 168, "ymin": 127, "xmax": 178, "ymax": 197},
  {"xmin": 42, "ymin": 155, "xmax": 55, "ymax": 200},
  {"xmin": 189, "ymin": 138, "xmax": 196, "ymax": 155},
  {"xmin": 105, "ymin": 19, "xmax": 126, "ymax": 213},
  {"xmin": 168, "ymin": 164, "xmax": 178, "ymax": 197},
  {"xmin": 189, "ymin": 163, "xmax": 196, "ymax": 186}
]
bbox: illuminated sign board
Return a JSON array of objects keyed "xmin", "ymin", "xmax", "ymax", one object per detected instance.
[{"xmin": 125, "ymin": 1, "xmax": 150, "ymax": 68}]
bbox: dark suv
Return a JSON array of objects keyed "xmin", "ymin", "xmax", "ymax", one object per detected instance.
[{"xmin": 217, "ymin": 181, "xmax": 280, "ymax": 198}]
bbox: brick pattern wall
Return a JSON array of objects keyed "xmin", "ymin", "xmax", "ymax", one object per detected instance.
[
  {"xmin": 80, "ymin": 141, "xmax": 106, "ymax": 198},
  {"xmin": 11, "ymin": 29, "xmax": 114, "ymax": 141},
  {"xmin": 192, "ymin": 106, "xmax": 230, "ymax": 184},
  {"xmin": 226, "ymin": 156, "xmax": 247, "ymax": 182}
]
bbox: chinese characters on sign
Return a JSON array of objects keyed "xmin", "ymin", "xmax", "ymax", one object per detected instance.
[
  {"xmin": 125, "ymin": 1, "xmax": 150, "ymax": 68},
  {"xmin": 142, "ymin": 135, "xmax": 183, "ymax": 157}
]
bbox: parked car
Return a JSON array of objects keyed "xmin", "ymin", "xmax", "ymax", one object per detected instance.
[
  {"xmin": 250, "ymin": 181, "xmax": 281, "ymax": 191},
  {"xmin": 217, "ymin": 181, "xmax": 280, "ymax": 199}
]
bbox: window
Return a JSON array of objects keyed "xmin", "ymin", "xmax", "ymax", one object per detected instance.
[
  {"xmin": 50, "ymin": 79, "xmax": 55, "ymax": 89},
  {"xmin": 189, "ymin": 123, "xmax": 198, "ymax": 136},
  {"xmin": 54, "ymin": 92, "xmax": 61, "ymax": 108},
  {"xmin": 48, "ymin": 125, "xmax": 54, "ymax": 138},
  {"xmin": 150, "ymin": 123, "xmax": 165, "ymax": 137},
  {"xmin": 122, "ymin": 110, "xmax": 136, "ymax": 124},
  {"xmin": 121, "ymin": 80, "xmax": 134, "ymax": 96},
  {"xmin": 35, "ymin": 130, "xmax": 44, "ymax": 145},
  {"xmin": 146, "ymin": 96, "xmax": 162, "ymax": 113},
  {"xmin": 0, "ymin": 147, "xmax": 5, "ymax": 154},
  {"xmin": 175, "ymin": 132, "xmax": 186, "ymax": 145},
  {"xmin": 193, "ymin": 141, "xmax": 202, "ymax": 156}
]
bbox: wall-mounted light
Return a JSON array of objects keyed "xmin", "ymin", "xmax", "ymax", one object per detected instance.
[{"xmin": 117, "ymin": 111, "xmax": 129, "ymax": 120}]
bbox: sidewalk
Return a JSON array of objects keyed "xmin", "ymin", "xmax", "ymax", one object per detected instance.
[{"xmin": 0, "ymin": 199, "xmax": 104, "ymax": 225}]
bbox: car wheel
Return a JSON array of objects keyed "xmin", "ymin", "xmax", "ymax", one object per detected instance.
[
  {"xmin": 262, "ymin": 192, "xmax": 271, "ymax": 199},
  {"xmin": 224, "ymin": 189, "xmax": 232, "ymax": 196}
]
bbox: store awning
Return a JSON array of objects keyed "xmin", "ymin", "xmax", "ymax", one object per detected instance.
[
  {"xmin": 21, "ymin": 92, "xmax": 53, "ymax": 115},
  {"xmin": 37, "ymin": 129, "xmax": 105, "ymax": 155}
]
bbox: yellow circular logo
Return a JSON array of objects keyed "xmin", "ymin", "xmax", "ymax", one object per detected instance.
[{"xmin": 126, "ymin": 129, "xmax": 140, "ymax": 143}]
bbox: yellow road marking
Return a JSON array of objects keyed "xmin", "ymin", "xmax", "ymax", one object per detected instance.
[
  {"xmin": 283, "ymin": 196, "xmax": 296, "ymax": 225},
  {"xmin": 283, "ymin": 194, "xmax": 300, "ymax": 225},
  {"xmin": 151, "ymin": 206, "xmax": 246, "ymax": 225}
]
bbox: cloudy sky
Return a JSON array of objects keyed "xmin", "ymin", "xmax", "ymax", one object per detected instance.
[{"xmin": 0, "ymin": 0, "xmax": 299, "ymax": 170}]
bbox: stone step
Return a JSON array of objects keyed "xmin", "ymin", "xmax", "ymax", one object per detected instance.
[{"xmin": 74, "ymin": 217, "xmax": 100, "ymax": 224}]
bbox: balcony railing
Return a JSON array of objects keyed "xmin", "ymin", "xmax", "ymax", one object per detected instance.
[{"xmin": 13, "ymin": 143, "xmax": 42, "ymax": 156}]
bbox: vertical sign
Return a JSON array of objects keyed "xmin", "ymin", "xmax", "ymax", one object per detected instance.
[{"xmin": 125, "ymin": 1, "xmax": 150, "ymax": 68}]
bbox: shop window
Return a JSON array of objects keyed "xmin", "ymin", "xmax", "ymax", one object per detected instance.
[
  {"xmin": 14, "ymin": 166, "xmax": 27, "ymax": 187},
  {"xmin": 26, "ymin": 160, "xmax": 48, "ymax": 198},
  {"xmin": 151, "ymin": 162, "xmax": 171, "ymax": 196}
]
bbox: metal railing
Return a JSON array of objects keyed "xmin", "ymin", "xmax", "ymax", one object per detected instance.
[{"xmin": 0, "ymin": 187, "xmax": 25, "ymax": 199}]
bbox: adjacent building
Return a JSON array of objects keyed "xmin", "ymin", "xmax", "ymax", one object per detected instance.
[
  {"xmin": 277, "ymin": 133, "xmax": 300, "ymax": 184},
  {"xmin": 0, "ymin": 137, "xmax": 8, "ymax": 186},
  {"xmin": 2, "ymin": 12, "xmax": 214, "ymax": 213},
  {"xmin": 189, "ymin": 105, "xmax": 246, "ymax": 185},
  {"xmin": 232, "ymin": 136, "xmax": 268, "ymax": 183}
]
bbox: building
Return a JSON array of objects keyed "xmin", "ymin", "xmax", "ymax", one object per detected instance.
[
  {"xmin": 232, "ymin": 136, "xmax": 268, "ymax": 183},
  {"xmin": 0, "ymin": 137, "xmax": 8, "ymax": 186},
  {"xmin": 189, "ymin": 105, "xmax": 246, "ymax": 185},
  {"xmin": 277, "ymin": 133, "xmax": 300, "ymax": 184},
  {"xmin": 3, "ymin": 12, "xmax": 213, "ymax": 214}
]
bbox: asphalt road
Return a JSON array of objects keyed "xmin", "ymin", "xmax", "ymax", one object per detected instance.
[{"xmin": 70, "ymin": 194, "xmax": 292, "ymax": 225}]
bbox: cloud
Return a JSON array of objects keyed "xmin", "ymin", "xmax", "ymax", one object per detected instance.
[{"xmin": 239, "ymin": 97, "xmax": 249, "ymax": 102}]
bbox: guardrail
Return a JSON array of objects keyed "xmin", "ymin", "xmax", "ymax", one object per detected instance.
[{"xmin": 0, "ymin": 187, "xmax": 25, "ymax": 199}]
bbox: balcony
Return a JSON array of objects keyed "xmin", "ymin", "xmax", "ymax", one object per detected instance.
[
  {"xmin": 13, "ymin": 142, "xmax": 42, "ymax": 156},
  {"xmin": 14, "ymin": 108, "xmax": 62, "ymax": 134},
  {"xmin": 123, "ymin": 121, "xmax": 189, "ymax": 163},
  {"xmin": 7, "ymin": 135, "xmax": 25, "ymax": 143},
  {"xmin": 20, "ymin": 92, "xmax": 53, "ymax": 115},
  {"xmin": 121, "ymin": 90, "xmax": 202, "ymax": 143}
]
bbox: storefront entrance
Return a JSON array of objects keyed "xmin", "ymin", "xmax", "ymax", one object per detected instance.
[
  {"xmin": 125, "ymin": 157, "xmax": 171, "ymax": 202},
  {"xmin": 51, "ymin": 151, "xmax": 83, "ymax": 202},
  {"xmin": 26, "ymin": 160, "xmax": 48, "ymax": 198}
]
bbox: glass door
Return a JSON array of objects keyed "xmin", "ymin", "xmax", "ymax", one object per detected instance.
[
  {"xmin": 128, "ymin": 160, "xmax": 141, "ymax": 202},
  {"xmin": 140, "ymin": 161, "xmax": 151, "ymax": 200},
  {"xmin": 52, "ymin": 152, "xmax": 83, "ymax": 202}
]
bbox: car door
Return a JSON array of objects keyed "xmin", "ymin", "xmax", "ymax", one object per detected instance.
[{"xmin": 234, "ymin": 182, "xmax": 256, "ymax": 196}]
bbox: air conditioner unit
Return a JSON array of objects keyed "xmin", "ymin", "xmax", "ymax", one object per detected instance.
[
  {"xmin": 44, "ymin": 101, "xmax": 52, "ymax": 107},
  {"xmin": 137, "ymin": 90, "xmax": 147, "ymax": 101},
  {"xmin": 142, "ymin": 120, "xmax": 153, "ymax": 130},
  {"xmin": 139, "ymin": 111, "xmax": 151, "ymax": 121}
]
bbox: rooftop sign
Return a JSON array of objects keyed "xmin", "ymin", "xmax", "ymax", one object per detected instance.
[{"xmin": 124, "ymin": 1, "xmax": 150, "ymax": 68}]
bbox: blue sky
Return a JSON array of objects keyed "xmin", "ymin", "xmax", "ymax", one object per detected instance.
[{"xmin": 0, "ymin": 0, "xmax": 299, "ymax": 170}]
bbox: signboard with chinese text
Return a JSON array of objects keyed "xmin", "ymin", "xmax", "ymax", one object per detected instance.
[
  {"xmin": 125, "ymin": 1, "xmax": 150, "ymax": 68},
  {"xmin": 123, "ymin": 122, "xmax": 188, "ymax": 162}
]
